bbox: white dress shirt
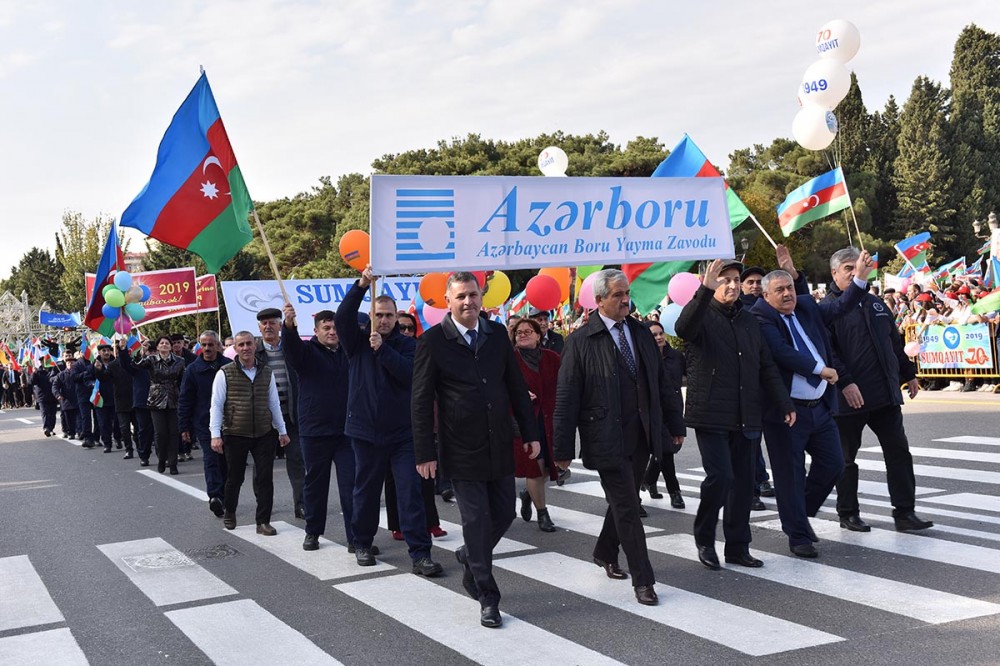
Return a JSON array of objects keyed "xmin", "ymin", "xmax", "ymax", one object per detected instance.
[{"xmin": 209, "ymin": 361, "xmax": 286, "ymax": 438}]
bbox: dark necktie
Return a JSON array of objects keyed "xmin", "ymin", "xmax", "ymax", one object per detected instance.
[
  {"xmin": 784, "ymin": 314, "xmax": 822, "ymax": 388},
  {"xmin": 614, "ymin": 321, "xmax": 637, "ymax": 378},
  {"xmin": 467, "ymin": 329, "xmax": 477, "ymax": 350}
]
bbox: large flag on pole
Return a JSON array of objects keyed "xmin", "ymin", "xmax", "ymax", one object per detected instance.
[
  {"xmin": 120, "ymin": 72, "xmax": 254, "ymax": 273},
  {"xmin": 83, "ymin": 225, "xmax": 126, "ymax": 337},
  {"xmin": 894, "ymin": 232, "xmax": 931, "ymax": 262},
  {"xmin": 776, "ymin": 167, "xmax": 851, "ymax": 237},
  {"xmin": 624, "ymin": 134, "xmax": 751, "ymax": 313}
]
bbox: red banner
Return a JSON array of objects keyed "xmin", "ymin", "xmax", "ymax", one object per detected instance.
[
  {"xmin": 86, "ymin": 267, "xmax": 198, "ymax": 313},
  {"xmin": 135, "ymin": 274, "xmax": 219, "ymax": 326}
]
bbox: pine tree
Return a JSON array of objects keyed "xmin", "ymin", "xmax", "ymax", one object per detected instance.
[
  {"xmin": 949, "ymin": 24, "xmax": 1000, "ymax": 255},
  {"xmin": 865, "ymin": 96, "xmax": 901, "ymax": 238},
  {"xmin": 892, "ymin": 77, "xmax": 959, "ymax": 256}
]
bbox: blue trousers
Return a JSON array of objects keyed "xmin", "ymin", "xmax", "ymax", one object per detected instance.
[
  {"xmin": 351, "ymin": 438, "xmax": 431, "ymax": 561},
  {"xmin": 76, "ymin": 396, "xmax": 94, "ymax": 441},
  {"xmin": 764, "ymin": 402, "xmax": 845, "ymax": 547},
  {"xmin": 300, "ymin": 434, "xmax": 355, "ymax": 540},
  {"xmin": 95, "ymin": 406, "xmax": 119, "ymax": 449},
  {"xmin": 134, "ymin": 408, "xmax": 153, "ymax": 461},
  {"xmin": 195, "ymin": 428, "xmax": 227, "ymax": 500}
]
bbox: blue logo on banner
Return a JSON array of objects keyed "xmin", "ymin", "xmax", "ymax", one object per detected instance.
[
  {"xmin": 395, "ymin": 189, "xmax": 456, "ymax": 262},
  {"xmin": 942, "ymin": 326, "xmax": 961, "ymax": 350}
]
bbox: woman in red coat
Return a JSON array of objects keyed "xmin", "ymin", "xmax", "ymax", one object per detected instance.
[{"xmin": 511, "ymin": 318, "xmax": 560, "ymax": 532}]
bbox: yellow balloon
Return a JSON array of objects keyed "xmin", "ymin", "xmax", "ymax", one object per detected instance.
[{"xmin": 482, "ymin": 271, "xmax": 511, "ymax": 309}]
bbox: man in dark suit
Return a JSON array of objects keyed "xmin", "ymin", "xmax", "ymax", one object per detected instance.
[
  {"xmin": 413, "ymin": 272, "xmax": 540, "ymax": 629},
  {"xmin": 554, "ymin": 269, "xmax": 684, "ymax": 607},
  {"xmin": 750, "ymin": 248, "xmax": 874, "ymax": 557},
  {"xmin": 529, "ymin": 308, "xmax": 564, "ymax": 354}
]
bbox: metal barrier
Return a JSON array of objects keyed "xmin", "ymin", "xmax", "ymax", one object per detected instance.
[{"xmin": 903, "ymin": 322, "xmax": 999, "ymax": 379}]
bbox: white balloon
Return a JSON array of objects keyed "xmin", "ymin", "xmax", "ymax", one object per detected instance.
[
  {"xmin": 816, "ymin": 19, "xmax": 861, "ymax": 64},
  {"xmin": 800, "ymin": 59, "xmax": 851, "ymax": 110},
  {"xmin": 538, "ymin": 146, "xmax": 569, "ymax": 177},
  {"xmin": 792, "ymin": 106, "xmax": 838, "ymax": 151}
]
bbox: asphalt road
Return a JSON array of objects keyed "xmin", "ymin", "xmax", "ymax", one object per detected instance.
[{"xmin": 2, "ymin": 391, "xmax": 1000, "ymax": 666}]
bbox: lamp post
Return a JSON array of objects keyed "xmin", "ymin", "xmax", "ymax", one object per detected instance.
[{"xmin": 740, "ymin": 237, "xmax": 750, "ymax": 263}]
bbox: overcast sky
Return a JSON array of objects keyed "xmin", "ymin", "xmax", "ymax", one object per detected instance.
[{"xmin": 0, "ymin": 0, "xmax": 995, "ymax": 281}]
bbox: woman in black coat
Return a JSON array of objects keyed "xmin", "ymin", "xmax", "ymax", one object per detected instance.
[
  {"xmin": 123, "ymin": 335, "xmax": 185, "ymax": 474},
  {"xmin": 642, "ymin": 321, "xmax": 687, "ymax": 509}
]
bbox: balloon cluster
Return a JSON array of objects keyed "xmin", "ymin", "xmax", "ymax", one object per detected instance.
[
  {"xmin": 792, "ymin": 19, "xmax": 861, "ymax": 151},
  {"xmin": 101, "ymin": 271, "xmax": 151, "ymax": 335}
]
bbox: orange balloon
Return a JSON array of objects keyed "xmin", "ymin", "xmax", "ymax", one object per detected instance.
[
  {"xmin": 339, "ymin": 229, "xmax": 371, "ymax": 272},
  {"xmin": 419, "ymin": 272, "xmax": 449, "ymax": 308},
  {"xmin": 538, "ymin": 267, "xmax": 571, "ymax": 303}
]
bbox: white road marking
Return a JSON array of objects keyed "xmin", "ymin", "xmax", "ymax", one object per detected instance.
[
  {"xmin": 230, "ymin": 521, "xmax": 395, "ymax": 579},
  {"xmin": 855, "ymin": 458, "xmax": 1000, "ymax": 485},
  {"xmin": 137, "ymin": 469, "xmax": 208, "ymax": 501},
  {"xmin": 554, "ymin": 480, "xmax": 779, "ymax": 519},
  {"xmin": 647, "ymin": 533, "xmax": 1000, "ymax": 624},
  {"xmin": 378, "ymin": 509, "xmax": 534, "ymax": 555},
  {"xmin": 165, "ymin": 598, "xmax": 340, "ymax": 665},
  {"xmin": 335, "ymin": 574, "xmax": 625, "ymax": 665},
  {"xmin": 16, "ymin": 417, "xmax": 33, "ymax": 424},
  {"xmin": 935, "ymin": 436, "xmax": 1000, "ymax": 447},
  {"xmin": 97, "ymin": 537, "xmax": 237, "ymax": 607},
  {"xmin": 0, "ymin": 628, "xmax": 88, "ymax": 665},
  {"xmin": 862, "ymin": 446, "xmax": 1000, "ymax": 465},
  {"xmin": 494, "ymin": 551, "xmax": 842, "ymax": 656},
  {"xmin": 0, "ymin": 555, "xmax": 64, "ymax": 631},
  {"xmin": 921, "ymin": 493, "xmax": 1000, "ymax": 514}
]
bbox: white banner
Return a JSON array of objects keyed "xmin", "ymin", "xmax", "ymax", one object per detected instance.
[
  {"xmin": 220, "ymin": 277, "xmax": 421, "ymax": 334},
  {"xmin": 370, "ymin": 175, "xmax": 733, "ymax": 273}
]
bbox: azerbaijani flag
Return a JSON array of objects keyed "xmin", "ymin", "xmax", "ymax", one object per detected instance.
[
  {"xmin": 932, "ymin": 257, "xmax": 965, "ymax": 282},
  {"xmin": 776, "ymin": 167, "xmax": 851, "ymax": 237},
  {"xmin": 976, "ymin": 239, "xmax": 991, "ymax": 256},
  {"xmin": 972, "ymin": 287, "xmax": 1000, "ymax": 315},
  {"xmin": 865, "ymin": 253, "xmax": 879, "ymax": 281},
  {"xmin": 624, "ymin": 135, "xmax": 752, "ymax": 313},
  {"xmin": 2, "ymin": 342, "xmax": 21, "ymax": 372},
  {"xmin": 120, "ymin": 72, "xmax": 253, "ymax": 273},
  {"xmin": 894, "ymin": 232, "xmax": 931, "ymax": 262},
  {"xmin": 90, "ymin": 380, "xmax": 104, "ymax": 408},
  {"xmin": 983, "ymin": 257, "xmax": 1000, "ymax": 290},
  {"xmin": 508, "ymin": 289, "xmax": 529, "ymax": 315},
  {"xmin": 83, "ymin": 225, "xmax": 125, "ymax": 337}
]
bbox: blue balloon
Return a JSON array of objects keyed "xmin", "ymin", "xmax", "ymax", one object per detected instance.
[
  {"xmin": 113, "ymin": 271, "xmax": 133, "ymax": 291},
  {"xmin": 102, "ymin": 304, "xmax": 121, "ymax": 320},
  {"xmin": 140, "ymin": 284, "xmax": 152, "ymax": 301},
  {"xmin": 660, "ymin": 302, "xmax": 684, "ymax": 337}
]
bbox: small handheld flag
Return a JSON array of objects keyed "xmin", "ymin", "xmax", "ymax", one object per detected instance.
[{"xmin": 776, "ymin": 168, "xmax": 851, "ymax": 237}]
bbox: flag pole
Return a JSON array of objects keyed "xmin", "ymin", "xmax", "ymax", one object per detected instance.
[
  {"xmin": 840, "ymin": 175, "xmax": 866, "ymax": 252},
  {"xmin": 748, "ymin": 214, "xmax": 778, "ymax": 249},
  {"xmin": 251, "ymin": 210, "xmax": 289, "ymax": 303}
]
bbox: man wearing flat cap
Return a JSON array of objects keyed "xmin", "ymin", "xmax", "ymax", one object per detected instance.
[
  {"xmin": 529, "ymin": 308, "xmax": 564, "ymax": 355},
  {"xmin": 676, "ymin": 258, "xmax": 794, "ymax": 571},
  {"xmin": 255, "ymin": 306, "xmax": 306, "ymax": 520}
]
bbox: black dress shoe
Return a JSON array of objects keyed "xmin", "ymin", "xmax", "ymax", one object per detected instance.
[
  {"xmin": 894, "ymin": 511, "xmax": 934, "ymax": 532},
  {"xmin": 82, "ymin": 440, "xmax": 95, "ymax": 449},
  {"xmin": 139, "ymin": 459, "xmax": 150, "ymax": 467},
  {"xmin": 209, "ymin": 497, "xmax": 225, "ymax": 517},
  {"xmin": 123, "ymin": 452, "xmax": 134, "ymax": 460},
  {"xmin": 303, "ymin": 534, "xmax": 319, "ymax": 551},
  {"xmin": 638, "ymin": 504, "xmax": 648, "ymax": 518},
  {"xmin": 840, "ymin": 515, "xmax": 871, "ymax": 532},
  {"xmin": 256, "ymin": 523, "xmax": 277, "ymax": 536},
  {"xmin": 634, "ymin": 585, "xmax": 658, "ymax": 606},
  {"xmin": 103, "ymin": 447, "xmax": 112, "ymax": 453},
  {"xmin": 169, "ymin": 466, "xmax": 179, "ymax": 475},
  {"xmin": 594, "ymin": 557, "xmax": 628, "ymax": 580},
  {"xmin": 697, "ymin": 545, "xmax": 720, "ymax": 570},
  {"xmin": 223, "ymin": 512, "xmax": 236, "ymax": 530},
  {"xmin": 759, "ymin": 480, "xmax": 775, "ymax": 498},
  {"xmin": 456, "ymin": 547, "xmax": 479, "ymax": 599},
  {"xmin": 750, "ymin": 497, "xmax": 767, "ymax": 511},
  {"xmin": 355, "ymin": 547, "xmax": 376, "ymax": 566},
  {"xmin": 790, "ymin": 543, "xmax": 818, "ymax": 558},
  {"xmin": 157, "ymin": 461, "xmax": 166, "ymax": 473},
  {"xmin": 669, "ymin": 491, "xmax": 685, "ymax": 509},
  {"xmin": 556, "ymin": 466, "xmax": 571, "ymax": 486},
  {"xmin": 294, "ymin": 504, "xmax": 306, "ymax": 520},
  {"xmin": 347, "ymin": 543, "xmax": 380, "ymax": 555},
  {"xmin": 412, "ymin": 556, "xmax": 443, "ymax": 577},
  {"xmin": 725, "ymin": 552, "xmax": 764, "ymax": 568},
  {"xmin": 647, "ymin": 482, "xmax": 663, "ymax": 499},
  {"xmin": 480, "ymin": 605, "xmax": 502, "ymax": 628},
  {"xmin": 519, "ymin": 488, "xmax": 532, "ymax": 522}
]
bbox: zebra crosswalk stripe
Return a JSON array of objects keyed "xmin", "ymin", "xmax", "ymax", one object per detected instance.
[
  {"xmin": 0, "ymin": 555, "xmax": 64, "ymax": 631},
  {"xmin": 0, "ymin": 627, "xmax": 88, "ymax": 666}
]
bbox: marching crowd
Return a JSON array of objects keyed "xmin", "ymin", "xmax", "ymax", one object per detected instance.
[{"xmin": 13, "ymin": 244, "xmax": 963, "ymax": 628}]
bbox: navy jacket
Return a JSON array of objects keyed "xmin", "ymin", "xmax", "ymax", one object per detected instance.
[
  {"xmin": 122, "ymin": 354, "xmax": 151, "ymax": 409},
  {"xmin": 30, "ymin": 368, "xmax": 57, "ymax": 404},
  {"xmin": 751, "ymin": 279, "xmax": 866, "ymax": 418},
  {"xmin": 94, "ymin": 359, "xmax": 132, "ymax": 411},
  {"xmin": 281, "ymin": 323, "xmax": 349, "ymax": 437},
  {"xmin": 53, "ymin": 368, "xmax": 79, "ymax": 410},
  {"xmin": 822, "ymin": 284, "xmax": 917, "ymax": 414},
  {"xmin": 177, "ymin": 353, "xmax": 232, "ymax": 437},
  {"xmin": 70, "ymin": 358, "xmax": 96, "ymax": 402},
  {"xmin": 335, "ymin": 282, "xmax": 415, "ymax": 446}
]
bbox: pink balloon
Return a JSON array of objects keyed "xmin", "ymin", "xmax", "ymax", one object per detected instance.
[
  {"xmin": 223, "ymin": 346, "xmax": 237, "ymax": 359},
  {"xmin": 578, "ymin": 273, "xmax": 599, "ymax": 309},
  {"xmin": 668, "ymin": 272, "xmax": 701, "ymax": 306},
  {"xmin": 903, "ymin": 341, "xmax": 921, "ymax": 358},
  {"xmin": 423, "ymin": 305, "xmax": 447, "ymax": 327},
  {"xmin": 113, "ymin": 317, "xmax": 133, "ymax": 335}
]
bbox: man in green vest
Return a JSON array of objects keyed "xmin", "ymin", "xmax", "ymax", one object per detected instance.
[{"xmin": 210, "ymin": 330, "xmax": 290, "ymax": 534}]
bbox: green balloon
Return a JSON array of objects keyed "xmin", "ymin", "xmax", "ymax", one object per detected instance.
[
  {"xmin": 124, "ymin": 302, "xmax": 146, "ymax": 321},
  {"xmin": 104, "ymin": 288, "xmax": 125, "ymax": 308},
  {"xmin": 101, "ymin": 283, "xmax": 116, "ymax": 297}
]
